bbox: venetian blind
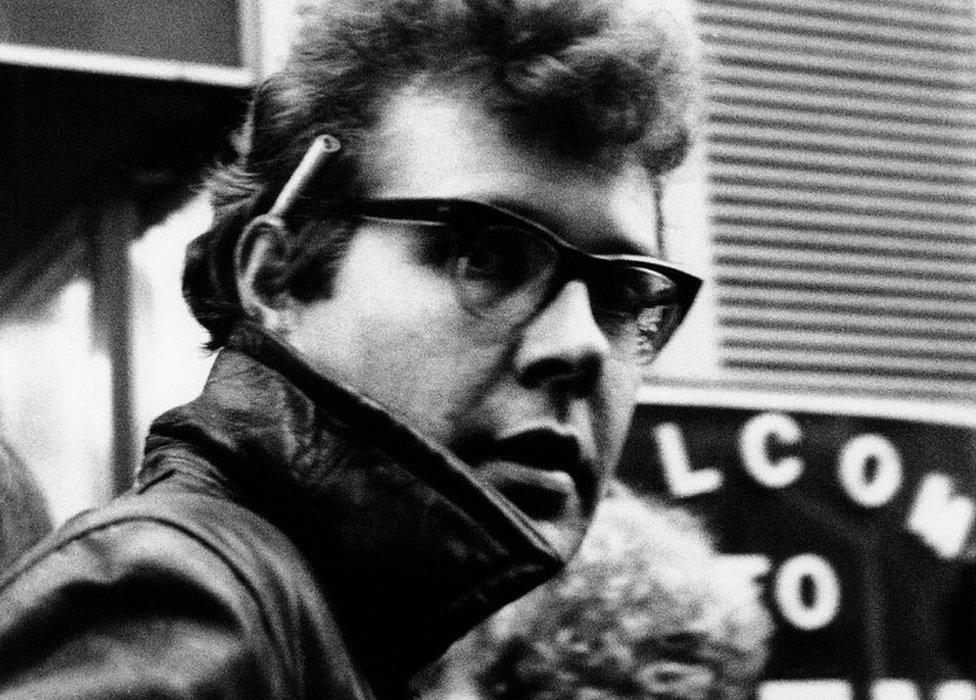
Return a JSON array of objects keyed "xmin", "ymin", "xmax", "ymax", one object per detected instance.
[{"xmin": 696, "ymin": 0, "xmax": 976, "ymax": 401}]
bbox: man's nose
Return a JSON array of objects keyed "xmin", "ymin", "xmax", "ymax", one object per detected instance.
[{"xmin": 513, "ymin": 279, "xmax": 611, "ymax": 396}]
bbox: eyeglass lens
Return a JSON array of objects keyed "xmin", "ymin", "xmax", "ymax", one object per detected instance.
[{"xmin": 450, "ymin": 223, "xmax": 681, "ymax": 362}]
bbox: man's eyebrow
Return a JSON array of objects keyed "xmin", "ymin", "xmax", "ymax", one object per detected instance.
[
  {"xmin": 486, "ymin": 197, "xmax": 656, "ymax": 257},
  {"xmin": 644, "ymin": 131, "xmax": 690, "ymax": 175}
]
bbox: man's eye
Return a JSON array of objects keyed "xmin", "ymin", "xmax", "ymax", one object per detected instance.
[
  {"xmin": 593, "ymin": 279, "xmax": 654, "ymax": 316},
  {"xmin": 404, "ymin": 224, "xmax": 457, "ymax": 266},
  {"xmin": 611, "ymin": 269, "xmax": 676, "ymax": 311},
  {"xmin": 458, "ymin": 241, "xmax": 512, "ymax": 279},
  {"xmin": 452, "ymin": 225, "xmax": 544, "ymax": 307},
  {"xmin": 455, "ymin": 226, "xmax": 533, "ymax": 283}
]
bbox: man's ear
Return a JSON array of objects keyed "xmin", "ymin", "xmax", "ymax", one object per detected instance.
[{"xmin": 234, "ymin": 215, "xmax": 299, "ymax": 336}]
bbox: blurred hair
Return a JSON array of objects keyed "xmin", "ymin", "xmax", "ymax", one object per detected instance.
[
  {"xmin": 0, "ymin": 441, "xmax": 52, "ymax": 572},
  {"xmin": 184, "ymin": 0, "xmax": 700, "ymax": 349},
  {"xmin": 414, "ymin": 484, "xmax": 772, "ymax": 699}
]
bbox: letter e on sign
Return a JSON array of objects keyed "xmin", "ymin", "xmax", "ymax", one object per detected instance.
[
  {"xmin": 837, "ymin": 434, "xmax": 903, "ymax": 509},
  {"xmin": 739, "ymin": 413, "xmax": 804, "ymax": 489}
]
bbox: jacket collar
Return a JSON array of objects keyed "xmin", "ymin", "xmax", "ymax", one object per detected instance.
[{"xmin": 141, "ymin": 324, "xmax": 563, "ymax": 694}]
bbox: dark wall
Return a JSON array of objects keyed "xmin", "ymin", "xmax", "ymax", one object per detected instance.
[{"xmin": 0, "ymin": 65, "xmax": 248, "ymax": 310}]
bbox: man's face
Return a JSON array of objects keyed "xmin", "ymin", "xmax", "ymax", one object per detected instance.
[{"xmin": 284, "ymin": 88, "xmax": 668, "ymax": 558}]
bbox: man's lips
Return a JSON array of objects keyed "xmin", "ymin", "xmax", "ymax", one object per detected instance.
[
  {"xmin": 459, "ymin": 429, "xmax": 597, "ymax": 518},
  {"xmin": 476, "ymin": 460, "xmax": 577, "ymax": 519}
]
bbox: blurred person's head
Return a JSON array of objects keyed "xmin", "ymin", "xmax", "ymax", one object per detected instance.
[
  {"xmin": 415, "ymin": 484, "xmax": 773, "ymax": 699},
  {"xmin": 0, "ymin": 441, "xmax": 52, "ymax": 572},
  {"xmin": 183, "ymin": 0, "xmax": 702, "ymax": 559}
]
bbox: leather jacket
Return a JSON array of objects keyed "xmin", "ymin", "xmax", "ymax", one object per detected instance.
[{"xmin": 0, "ymin": 326, "xmax": 563, "ymax": 698}]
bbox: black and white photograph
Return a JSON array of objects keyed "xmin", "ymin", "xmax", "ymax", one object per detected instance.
[{"xmin": 0, "ymin": 1, "xmax": 973, "ymax": 697}]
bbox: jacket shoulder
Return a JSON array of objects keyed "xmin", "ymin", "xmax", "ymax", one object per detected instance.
[{"xmin": 0, "ymin": 492, "xmax": 369, "ymax": 699}]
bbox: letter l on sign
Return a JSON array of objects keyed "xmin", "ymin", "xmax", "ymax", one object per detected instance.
[{"xmin": 655, "ymin": 422, "xmax": 723, "ymax": 498}]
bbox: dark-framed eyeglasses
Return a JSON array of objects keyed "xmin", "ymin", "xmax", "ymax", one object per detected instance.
[
  {"xmin": 340, "ymin": 198, "xmax": 702, "ymax": 364},
  {"xmin": 246, "ymin": 136, "xmax": 702, "ymax": 364}
]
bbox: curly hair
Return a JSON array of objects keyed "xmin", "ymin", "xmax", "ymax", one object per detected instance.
[
  {"xmin": 414, "ymin": 485, "xmax": 772, "ymax": 699},
  {"xmin": 184, "ymin": 0, "xmax": 700, "ymax": 348}
]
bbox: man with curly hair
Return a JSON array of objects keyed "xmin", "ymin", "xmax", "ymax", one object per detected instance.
[{"xmin": 0, "ymin": 0, "xmax": 702, "ymax": 696}]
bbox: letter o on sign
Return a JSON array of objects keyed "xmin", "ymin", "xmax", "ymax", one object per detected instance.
[
  {"xmin": 774, "ymin": 554, "xmax": 841, "ymax": 631},
  {"xmin": 838, "ymin": 434, "xmax": 903, "ymax": 509}
]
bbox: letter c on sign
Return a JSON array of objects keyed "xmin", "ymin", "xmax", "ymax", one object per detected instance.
[
  {"xmin": 739, "ymin": 413, "xmax": 804, "ymax": 489},
  {"xmin": 774, "ymin": 554, "xmax": 841, "ymax": 631}
]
